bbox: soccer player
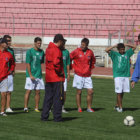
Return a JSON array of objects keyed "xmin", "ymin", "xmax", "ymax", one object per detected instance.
[
  {"xmin": 3, "ymin": 35, "xmax": 16, "ymax": 113},
  {"xmin": 61, "ymin": 40, "xmax": 70, "ymax": 113},
  {"xmin": 70, "ymin": 38, "xmax": 96, "ymax": 113},
  {"xmin": 105, "ymin": 43, "xmax": 136, "ymax": 112},
  {"xmin": 41, "ymin": 34, "xmax": 65, "ymax": 122},
  {"xmin": 24, "ymin": 37, "xmax": 45, "ymax": 112},
  {"xmin": 0, "ymin": 38, "xmax": 15, "ymax": 116}
]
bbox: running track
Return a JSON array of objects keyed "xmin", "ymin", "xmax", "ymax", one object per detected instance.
[{"xmin": 15, "ymin": 63, "xmax": 134, "ymax": 78}]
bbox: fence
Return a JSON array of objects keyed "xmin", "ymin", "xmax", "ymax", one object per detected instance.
[{"xmin": 13, "ymin": 48, "xmax": 28, "ymax": 63}]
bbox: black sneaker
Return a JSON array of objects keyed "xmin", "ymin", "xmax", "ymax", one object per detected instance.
[
  {"xmin": 24, "ymin": 108, "xmax": 29, "ymax": 113},
  {"xmin": 0, "ymin": 112, "xmax": 7, "ymax": 116},
  {"xmin": 114, "ymin": 106, "xmax": 119, "ymax": 111}
]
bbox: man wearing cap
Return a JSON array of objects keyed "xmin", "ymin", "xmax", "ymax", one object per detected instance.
[
  {"xmin": 0, "ymin": 38, "xmax": 15, "ymax": 116},
  {"xmin": 41, "ymin": 34, "xmax": 65, "ymax": 122}
]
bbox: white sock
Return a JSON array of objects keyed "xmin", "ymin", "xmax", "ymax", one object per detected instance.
[{"xmin": 62, "ymin": 105, "xmax": 64, "ymax": 110}]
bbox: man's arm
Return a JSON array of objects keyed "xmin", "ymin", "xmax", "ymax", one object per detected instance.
[
  {"xmin": 9, "ymin": 54, "xmax": 15, "ymax": 75},
  {"xmin": 105, "ymin": 45, "xmax": 117, "ymax": 53},
  {"xmin": 26, "ymin": 63, "xmax": 35, "ymax": 80},
  {"xmin": 124, "ymin": 44, "xmax": 136, "ymax": 51},
  {"xmin": 25, "ymin": 49, "xmax": 35, "ymax": 80},
  {"xmin": 53, "ymin": 50, "xmax": 64, "ymax": 77},
  {"xmin": 67, "ymin": 65, "xmax": 70, "ymax": 82},
  {"xmin": 91, "ymin": 51, "xmax": 96, "ymax": 69},
  {"xmin": 131, "ymin": 52, "xmax": 140, "ymax": 88}
]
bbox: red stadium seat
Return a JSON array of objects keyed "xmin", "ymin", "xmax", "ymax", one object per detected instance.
[{"xmin": 0, "ymin": 0, "xmax": 139, "ymax": 39}]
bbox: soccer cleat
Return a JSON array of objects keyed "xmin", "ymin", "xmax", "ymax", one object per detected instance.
[
  {"xmin": 87, "ymin": 108, "xmax": 95, "ymax": 112},
  {"xmin": 62, "ymin": 109, "xmax": 68, "ymax": 113},
  {"xmin": 6, "ymin": 108, "xmax": 13, "ymax": 113},
  {"xmin": 114, "ymin": 106, "xmax": 119, "ymax": 111},
  {"xmin": 35, "ymin": 109, "xmax": 40, "ymax": 112},
  {"xmin": 116, "ymin": 108, "xmax": 123, "ymax": 113},
  {"xmin": 78, "ymin": 108, "xmax": 82, "ymax": 112},
  {"xmin": 0, "ymin": 112, "xmax": 7, "ymax": 117},
  {"xmin": 24, "ymin": 108, "xmax": 28, "ymax": 113}
]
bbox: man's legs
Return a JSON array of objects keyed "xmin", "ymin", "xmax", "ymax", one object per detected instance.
[
  {"xmin": 53, "ymin": 82, "xmax": 64, "ymax": 122},
  {"xmin": 1, "ymin": 92, "xmax": 7, "ymax": 115},
  {"xmin": 41, "ymin": 83, "xmax": 53, "ymax": 121},
  {"xmin": 6, "ymin": 75, "xmax": 13, "ymax": 112},
  {"xmin": 24, "ymin": 90, "xmax": 31, "ymax": 112},
  {"xmin": 76, "ymin": 89, "xmax": 82, "ymax": 111},
  {"xmin": 87, "ymin": 89, "xmax": 93, "ymax": 109},
  {"xmin": 6, "ymin": 92, "xmax": 14, "ymax": 112},
  {"xmin": 62, "ymin": 91, "xmax": 68, "ymax": 113},
  {"xmin": 62, "ymin": 78, "xmax": 67, "ymax": 113},
  {"xmin": 6, "ymin": 92, "xmax": 11, "ymax": 109},
  {"xmin": 116, "ymin": 93, "xmax": 124, "ymax": 109},
  {"xmin": 35, "ymin": 90, "xmax": 40, "ymax": 111}
]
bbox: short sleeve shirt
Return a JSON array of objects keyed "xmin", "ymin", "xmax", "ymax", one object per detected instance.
[
  {"xmin": 26, "ymin": 48, "xmax": 44, "ymax": 78},
  {"xmin": 62, "ymin": 49, "xmax": 70, "ymax": 78},
  {"xmin": 109, "ymin": 48, "xmax": 134, "ymax": 77}
]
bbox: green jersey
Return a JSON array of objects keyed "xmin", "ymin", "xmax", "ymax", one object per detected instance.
[
  {"xmin": 62, "ymin": 49, "xmax": 70, "ymax": 78},
  {"xmin": 26, "ymin": 48, "xmax": 44, "ymax": 78},
  {"xmin": 7, "ymin": 47, "xmax": 16, "ymax": 69},
  {"xmin": 7, "ymin": 47, "xmax": 16, "ymax": 61},
  {"xmin": 109, "ymin": 48, "xmax": 134, "ymax": 78}
]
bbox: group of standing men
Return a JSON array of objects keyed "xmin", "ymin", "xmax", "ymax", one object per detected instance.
[
  {"xmin": 0, "ymin": 33, "xmax": 140, "ymax": 122},
  {"xmin": 40, "ymin": 34, "xmax": 96, "ymax": 122},
  {"xmin": 0, "ymin": 34, "xmax": 96, "ymax": 122}
]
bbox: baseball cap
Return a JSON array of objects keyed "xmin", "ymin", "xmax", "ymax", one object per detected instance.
[{"xmin": 53, "ymin": 34, "xmax": 67, "ymax": 43}]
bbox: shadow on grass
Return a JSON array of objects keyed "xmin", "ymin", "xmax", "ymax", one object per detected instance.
[
  {"xmin": 66, "ymin": 107, "xmax": 105, "ymax": 112},
  {"xmin": 123, "ymin": 108, "xmax": 140, "ymax": 111},
  {"xmin": 62, "ymin": 117, "xmax": 79, "ymax": 122},
  {"xmin": 6, "ymin": 107, "xmax": 32, "ymax": 115},
  {"xmin": 41, "ymin": 117, "xmax": 79, "ymax": 122},
  {"xmin": 6, "ymin": 111, "xmax": 26, "ymax": 115},
  {"xmin": 12, "ymin": 107, "xmax": 31, "ymax": 111}
]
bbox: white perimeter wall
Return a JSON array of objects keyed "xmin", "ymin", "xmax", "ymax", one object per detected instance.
[
  {"xmin": 12, "ymin": 36, "xmax": 123, "ymax": 46},
  {"xmin": 43, "ymin": 37, "xmax": 123, "ymax": 46}
]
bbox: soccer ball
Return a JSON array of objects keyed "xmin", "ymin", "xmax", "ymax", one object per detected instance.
[{"xmin": 124, "ymin": 116, "xmax": 135, "ymax": 126}]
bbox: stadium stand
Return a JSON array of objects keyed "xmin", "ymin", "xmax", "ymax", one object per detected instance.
[{"xmin": 0, "ymin": 0, "xmax": 139, "ymax": 40}]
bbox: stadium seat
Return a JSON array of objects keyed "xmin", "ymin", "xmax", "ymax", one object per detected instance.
[{"xmin": 0, "ymin": 0, "xmax": 139, "ymax": 39}]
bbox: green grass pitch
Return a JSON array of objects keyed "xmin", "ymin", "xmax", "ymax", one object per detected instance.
[{"xmin": 0, "ymin": 73, "xmax": 140, "ymax": 140}]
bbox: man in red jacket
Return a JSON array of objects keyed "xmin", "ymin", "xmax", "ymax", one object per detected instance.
[
  {"xmin": 70, "ymin": 38, "xmax": 96, "ymax": 113},
  {"xmin": 41, "ymin": 34, "xmax": 66, "ymax": 122},
  {"xmin": 0, "ymin": 38, "xmax": 15, "ymax": 116}
]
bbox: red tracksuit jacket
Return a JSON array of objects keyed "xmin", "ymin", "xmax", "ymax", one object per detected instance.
[
  {"xmin": 70, "ymin": 48, "xmax": 96, "ymax": 77},
  {"xmin": 0, "ymin": 49, "xmax": 15, "ymax": 81},
  {"xmin": 45, "ymin": 42, "xmax": 65, "ymax": 82}
]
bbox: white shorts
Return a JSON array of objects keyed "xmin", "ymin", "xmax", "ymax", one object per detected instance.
[
  {"xmin": 114, "ymin": 77, "xmax": 130, "ymax": 93},
  {"xmin": 8, "ymin": 75, "xmax": 14, "ymax": 92},
  {"xmin": 0, "ymin": 78, "xmax": 8, "ymax": 93},
  {"xmin": 64, "ymin": 78, "xmax": 67, "ymax": 92},
  {"xmin": 25, "ymin": 77, "xmax": 45, "ymax": 90},
  {"xmin": 73, "ymin": 74, "xmax": 93, "ymax": 89}
]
